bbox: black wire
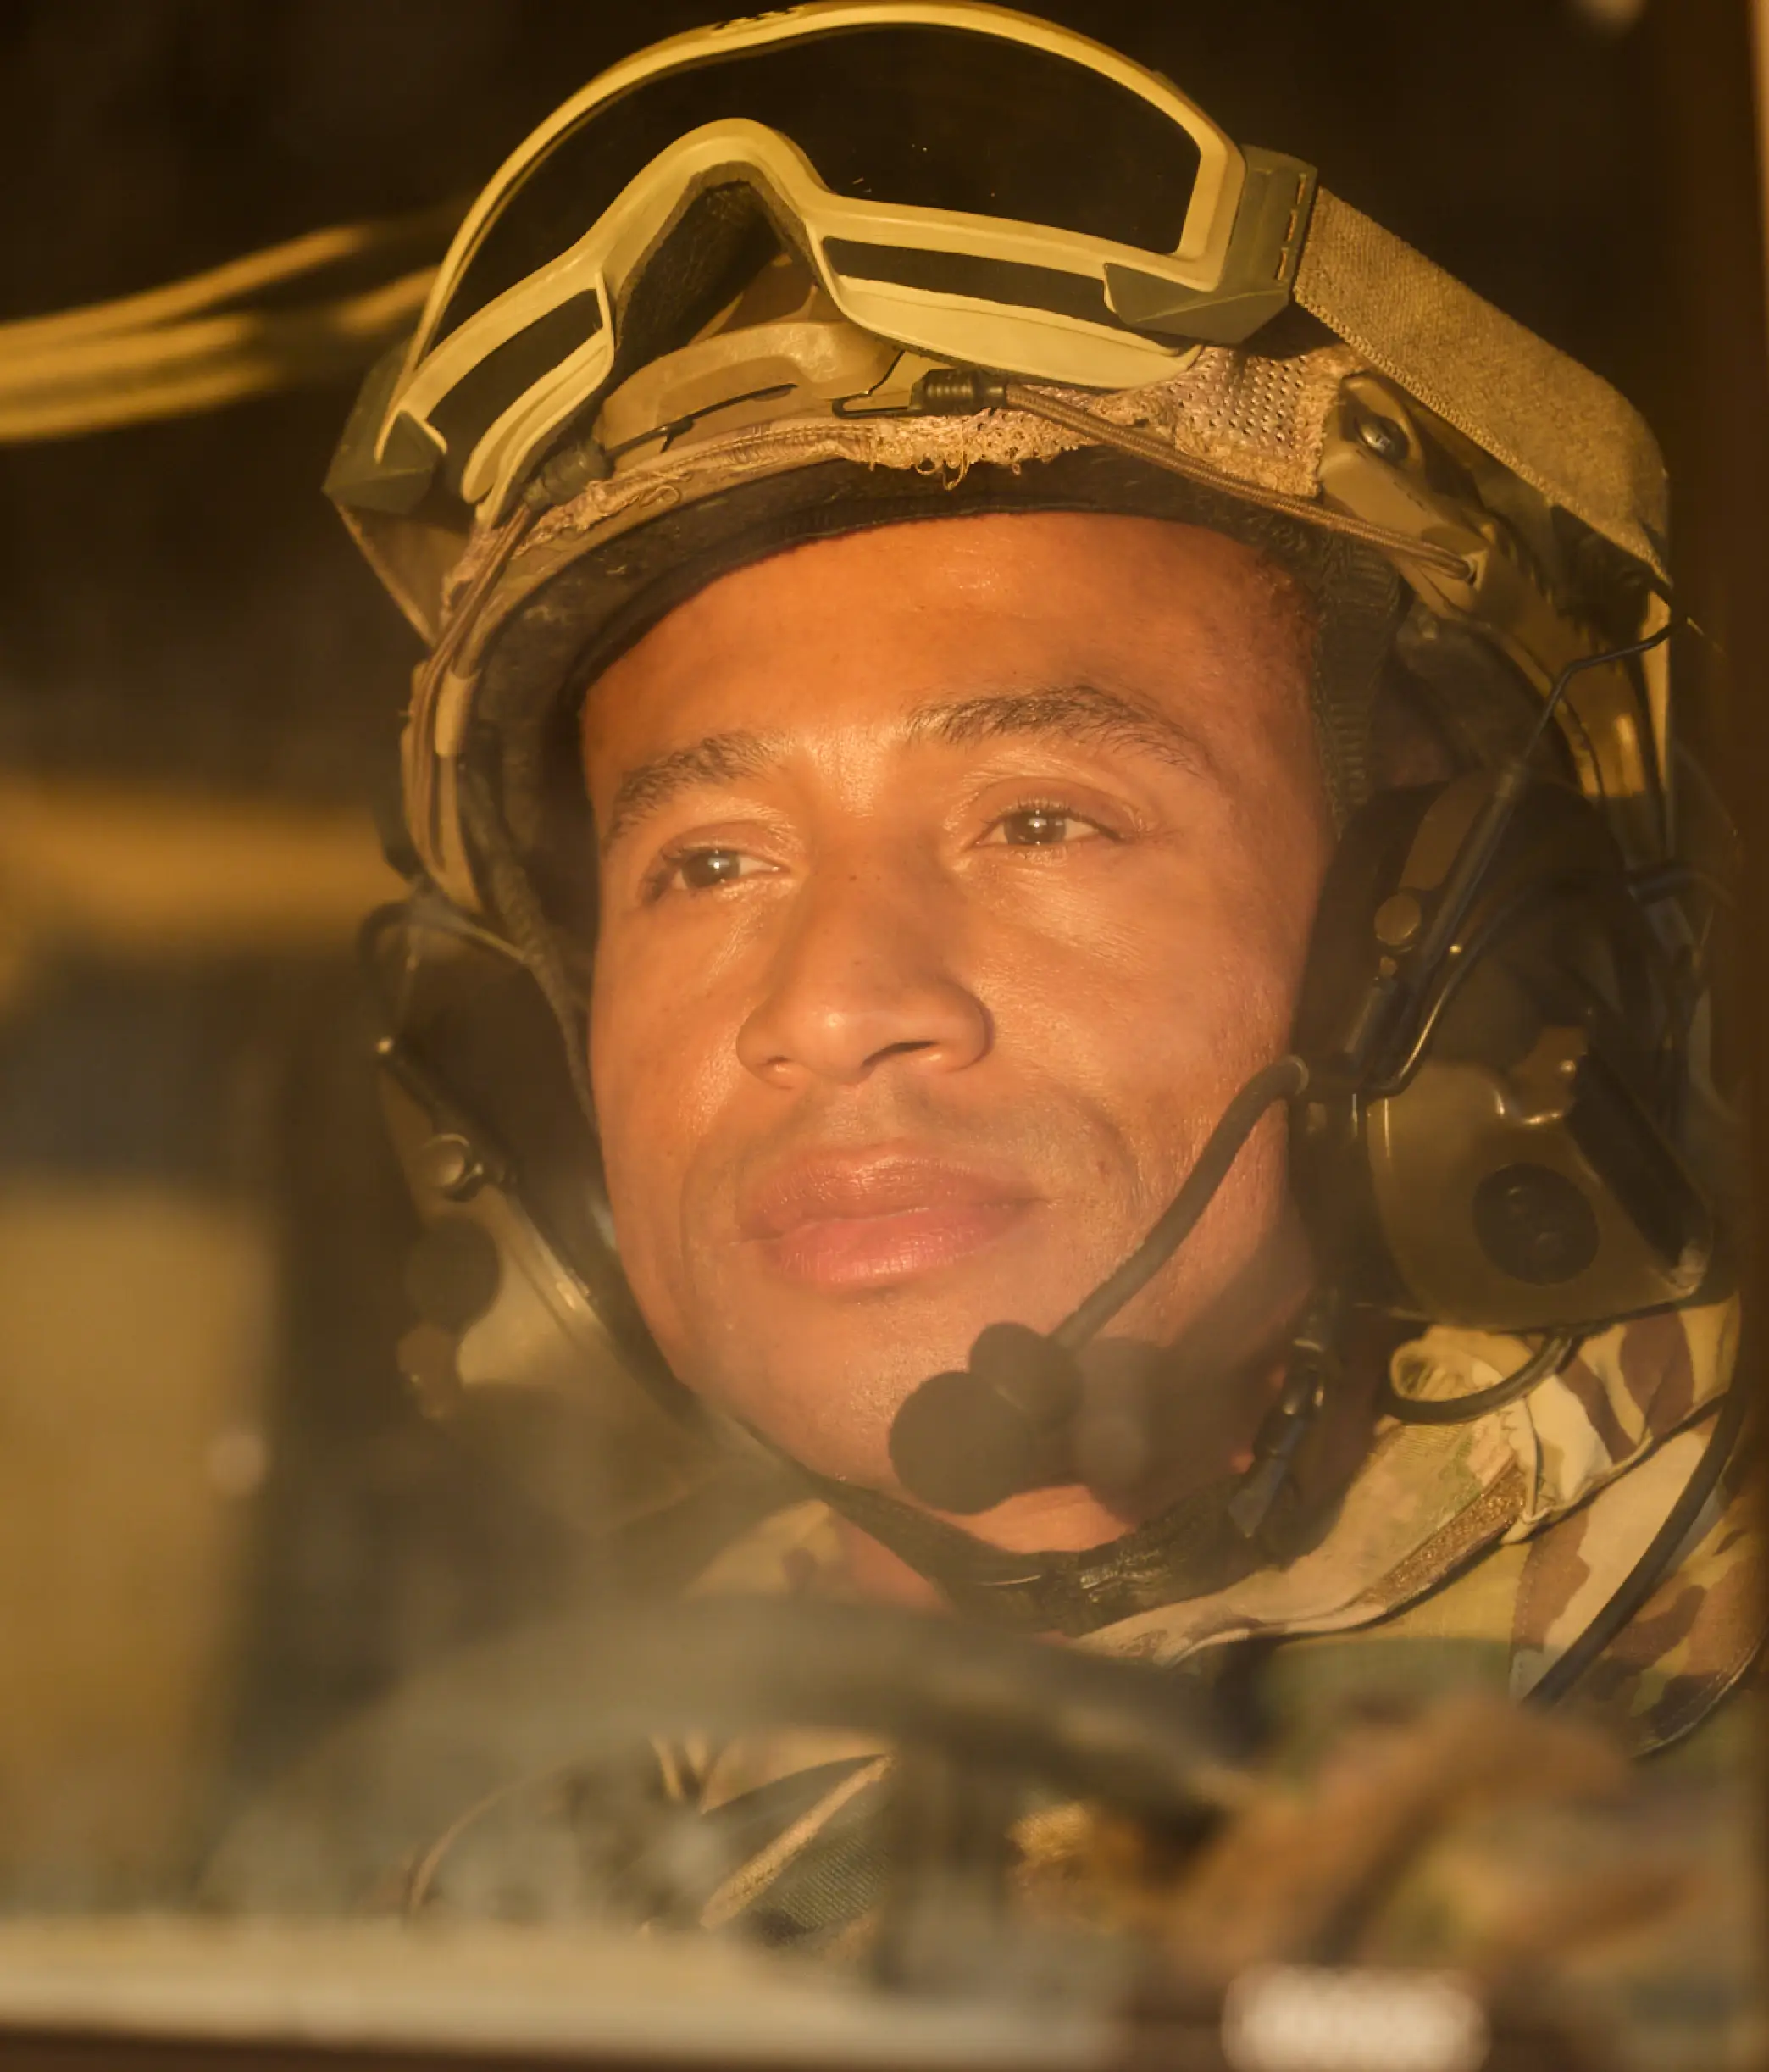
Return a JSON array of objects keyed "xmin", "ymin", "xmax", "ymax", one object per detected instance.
[
  {"xmin": 1526, "ymin": 1378, "xmax": 1751, "ymax": 1708},
  {"xmin": 1378, "ymin": 1331, "xmax": 1580, "ymax": 1425},
  {"xmin": 1368, "ymin": 619, "xmax": 1683, "ymax": 1083},
  {"xmin": 1054, "ymin": 1055, "xmax": 1311, "ymax": 1350},
  {"xmin": 1524, "ymin": 618, "xmax": 1678, "ymax": 765},
  {"xmin": 1363, "ymin": 867, "xmax": 1611, "ymax": 1099}
]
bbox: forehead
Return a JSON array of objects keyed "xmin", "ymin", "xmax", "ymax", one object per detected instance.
[{"xmin": 580, "ymin": 510, "xmax": 1315, "ymax": 773}]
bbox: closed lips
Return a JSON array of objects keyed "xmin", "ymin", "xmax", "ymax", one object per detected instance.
[{"xmin": 740, "ymin": 1153, "xmax": 1043, "ymax": 1289}]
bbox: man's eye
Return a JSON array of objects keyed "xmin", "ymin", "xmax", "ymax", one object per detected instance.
[
  {"xmin": 642, "ymin": 840, "xmax": 785, "ymax": 902},
  {"xmin": 985, "ymin": 806, "xmax": 1099, "ymax": 847},
  {"xmin": 672, "ymin": 847, "xmax": 753, "ymax": 891}
]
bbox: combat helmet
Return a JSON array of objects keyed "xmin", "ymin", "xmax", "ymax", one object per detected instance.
[{"xmin": 324, "ymin": 3, "xmax": 1731, "ymax": 1532}]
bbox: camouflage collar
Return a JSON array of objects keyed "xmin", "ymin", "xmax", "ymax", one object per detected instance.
[
  {"xmin": 1091, "ymin": 1297, "xmax": 1739, "ymax": 1664},
  {"xmin": 696, "ymin": 1299, "xmax": 1739, "ymax": 1671}
]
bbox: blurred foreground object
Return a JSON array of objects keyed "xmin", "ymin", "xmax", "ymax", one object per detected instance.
[
  {"xmin": 0, "ymin": 775, "xmax": 399, "ymax": 990},
  {"xmin": 0, "ymin": 778, "xmax": 401, "ymax": 1900},
  {"xmin": 0, "ymin": 1917, "xmax": 1619, "ymax": 2072},
  {"xmin": 0, "ymin": 210, "xmax": 448, "ymax": 442},
  {"xmin": 202, "ymin": 1598, "xmax": 1762, "ymax": 2069},
  {"xmin": 0, "ymin": 1186, "xmax": 272, "ymax": 1903}
]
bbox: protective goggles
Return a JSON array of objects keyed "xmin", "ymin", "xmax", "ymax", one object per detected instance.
[{"xmin": 332, "ymin": 3, "xmax": 1317, "ymax": 525}]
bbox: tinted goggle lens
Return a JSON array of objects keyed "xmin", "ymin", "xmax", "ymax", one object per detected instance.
[{"xmin": 435, "ymin": 24, "xmax": 1204, "ymax": 343}]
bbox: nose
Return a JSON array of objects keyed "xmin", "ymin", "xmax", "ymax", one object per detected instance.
[{"xmin": 735, "ymin": 860, "xmax": 991, "ymax": 1090}]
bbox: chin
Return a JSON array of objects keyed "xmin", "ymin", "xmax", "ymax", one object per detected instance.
[
  {"xmin": 652, "ymin": 1177, "xmax": 1295, "ymax": 1483},
  {"xmin": 667, "ymin": 1260, "xmax": 1087, "ymax": 1487}
]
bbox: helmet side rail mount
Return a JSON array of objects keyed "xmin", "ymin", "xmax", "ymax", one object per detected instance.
[{"xmin": 886, "ymin": 618, "xmax": 1708, "ymax": 1523}]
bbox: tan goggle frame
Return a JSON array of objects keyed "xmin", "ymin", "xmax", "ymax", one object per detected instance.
[{"xmin": 358, "ymin": 2, "xmax": 1314, "ymax": 525}]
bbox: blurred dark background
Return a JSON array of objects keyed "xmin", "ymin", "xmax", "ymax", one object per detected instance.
[
  {"xmin": 0, "ymin": 0, "xmax": 1682, "ymax": 797},
  {"xmin": 0, "ymin": 0, "xmax": 1716, "ymax": 1897}
]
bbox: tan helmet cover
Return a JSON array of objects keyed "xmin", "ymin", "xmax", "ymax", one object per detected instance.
[{"xmin": 348, "ymin": 188, "xmax": 1671, "ymax": 915}]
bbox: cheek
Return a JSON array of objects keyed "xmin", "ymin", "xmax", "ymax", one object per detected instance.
[
  {"xmin": 1047, "ymin": 814, "xmax": 1327, "ymax": 1229},
  {"xmin": 1195, "ymin": 770, "xmax": 1333, "ymax": 1025},
  {"xmin": 996, "ymin": 819, "xmax": 1323, "ymax": 1087},
  {"xmin": 587, "ymin": 932, "xmax": 735, "ymax": 1251}
]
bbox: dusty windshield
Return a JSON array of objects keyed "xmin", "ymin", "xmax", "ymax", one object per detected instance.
[{"xmin": 0, "ymin": 5, "xmax": 1761, "ymax": 2069}]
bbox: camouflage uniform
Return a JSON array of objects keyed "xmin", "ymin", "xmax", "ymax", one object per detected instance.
[{"xmin": 584, "ymin": 1297, "xmax": 1761, "ymax": 1947}]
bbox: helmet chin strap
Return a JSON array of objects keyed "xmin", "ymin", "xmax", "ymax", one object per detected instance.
[{"xmin": 797, "ymin": 1464, "xmax": 1273, "ymax": 1640}]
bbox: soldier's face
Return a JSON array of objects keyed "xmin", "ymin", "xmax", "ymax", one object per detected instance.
[{"xmin": 583, "ymin": 514, "xmax": 1333, "ymax": 1518}]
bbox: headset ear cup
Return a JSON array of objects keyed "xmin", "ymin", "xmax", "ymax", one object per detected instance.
[
  {"xmin": 369, "ymin": 908, "xmax": 689, "ymax": 1419},
  {"xmin": 1291, "ymin": 775, "xmax": 1717, "ymax": 1332}
]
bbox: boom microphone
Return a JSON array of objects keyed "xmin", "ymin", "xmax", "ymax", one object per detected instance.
[{"xmin": 886, "ymin": 1056, "xmax": 1311, "ymax": 1514}]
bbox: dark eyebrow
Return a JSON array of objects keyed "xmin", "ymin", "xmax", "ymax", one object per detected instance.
[
  {"xmin": 600, "ymin": 685, "xmax": 1214, "ymax": 848},
  {"xmin": 905, "ymin": 684, "xmax": 1218, "ymax": 780},
  {"xmin": 602, "ymin": 729, "xmax": 784, "ymax": 847}
]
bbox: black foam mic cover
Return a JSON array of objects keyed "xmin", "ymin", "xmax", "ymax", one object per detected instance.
[{"xmin": 888, "ymin": 1323, "xmax": 1082, "ymax": 1514}]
